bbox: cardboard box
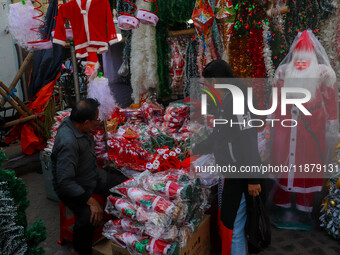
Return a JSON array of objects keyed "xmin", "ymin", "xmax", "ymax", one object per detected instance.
[
  {"xmin": 110, "ymin": 215, "xmax": 211, "ymax": 255},
  {"xmin": 93, "ymin": 238, "xmax": 113, "ymax": 255},
  {"xmin": 179, "ymin": 214, "xmax": 210, "ymax": 255}
]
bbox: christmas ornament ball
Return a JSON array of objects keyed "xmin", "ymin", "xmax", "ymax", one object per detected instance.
[{"xmin": 329, "ymin": 199, "xmax": 336, "ymax": 207}]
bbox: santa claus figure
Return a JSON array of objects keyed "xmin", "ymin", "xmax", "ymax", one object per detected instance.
[{"xmin": 269, "ymin": 30, "xmax": 339, "ymax": 229}]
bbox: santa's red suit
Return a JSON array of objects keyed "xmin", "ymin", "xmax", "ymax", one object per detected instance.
[
  {"xmin": 53, "ymin": 0, "xmax": 118, "ymax": 59},
  {"xmin": 271, "ymin": 63, "xmax": 338, "ymax": 212}
]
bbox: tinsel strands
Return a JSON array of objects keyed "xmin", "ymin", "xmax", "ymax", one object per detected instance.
[
  {"xmin": 336, "ymin": 7, "xmax": 340, "ymax": 58},
  {"xmin": 284, "ymin": 0, "xmax": 320, "ymax": 49},
  {"xmin": 228, "ymin": 34, "xmax": 253, "ymax": 78},
  {"xmin": 153, "ymin": 0, "xmax": 196, "ymax": 98},
  {"xmin": 269, "ymin": 23, "xmax": 287, "ymax": 70},
  {"xmin": 248, "ymin": 28, "xmax": 266, "ymax": 110},
  {"xmin": 262, "ymin": 21, "xmax": 275, "ymax": 81},
  {"xmin": 184, "ymin": 38, "xmax": 199, "ymax": 98}
]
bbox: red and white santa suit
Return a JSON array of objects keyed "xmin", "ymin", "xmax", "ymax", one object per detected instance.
[
  {"xmin": 270, "ymin": 31, "xmax": 338, "ymax": 212},
  {"xmin": 53, "ymin": 0, "xmax": 118, "ymax": 59}
]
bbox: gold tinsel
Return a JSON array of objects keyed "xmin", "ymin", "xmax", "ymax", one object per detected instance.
[
  {"xmin": 336, "ymin": 178, "xmax": 340, "ymax": 189},
  {"xmin": 228, "ymin": 35, "xmax": 253, "ymax": 78},
  {"xmin": 325, "ymin": 180, "xmax": 331, "ymax": 189}
]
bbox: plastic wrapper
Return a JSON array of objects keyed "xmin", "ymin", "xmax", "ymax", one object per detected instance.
[
  {"xmin": 103, "ymin": 219, "xmax": 144, "ymax": 236},
  {"xmin": 112, "ymin": 232, "xmax": 179, "ymax": 255},
  {"xmin": 134, "ymin": 171, "xmax": 193, "ymax": 201},
  {"xmin": 105, "ymin": 196, "xmax": 170, "ymax": 237},
  {"xmin": 112, "ymin": 187, "xmax": 176, "ymax": 216}
]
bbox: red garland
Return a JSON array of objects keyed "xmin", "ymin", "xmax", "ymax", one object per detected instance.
[{"xmin": 247, "ymin": 28, "xmax": 267, "ymax": 111}]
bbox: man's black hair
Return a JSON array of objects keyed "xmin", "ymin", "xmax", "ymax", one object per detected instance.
[
  {"xmin": 70, "ymin": 98, "xmax": 100, "ymax": 123},
  {"xmin": 202, "ymin": 59, "xmax": 236, "ymax": 78}
]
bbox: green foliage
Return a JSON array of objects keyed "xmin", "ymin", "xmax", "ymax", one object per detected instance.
[{"xmin": 0, "ymin": 150, "xmax": 46, "ymax": 255}]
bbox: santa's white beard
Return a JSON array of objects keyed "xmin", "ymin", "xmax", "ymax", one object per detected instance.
[{"xmin": 283, "ymin": 62, "xmax": 320, "ymax": 99}]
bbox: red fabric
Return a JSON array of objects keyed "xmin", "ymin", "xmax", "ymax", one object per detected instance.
[
  {"xmin": 218, "ymin": 209, "xmax": 233, "ymax": 255},
  {"xmin": 5, "ymin": 73, "xmax": 59, "ymax": 155},
  {"xmin": 53, "ymin": 0, "xmax": 118, "ymax": 58},
  {"xmin": 271, "ymin": 67, "xmax": 338, "ymax": 191}
]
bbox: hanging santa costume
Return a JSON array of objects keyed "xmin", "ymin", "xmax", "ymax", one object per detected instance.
[
  {"xmin": 53, "ymin": 0, "xmax": 118, "ymax": 58},
  {"xmin": 270, "ymin": 30, "xmax": 339, "ymax": 213}
]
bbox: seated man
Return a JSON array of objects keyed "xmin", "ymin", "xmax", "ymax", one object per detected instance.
[{"xmin": 52, "ymin": 98, "xmax": 125, "ymax": 255}]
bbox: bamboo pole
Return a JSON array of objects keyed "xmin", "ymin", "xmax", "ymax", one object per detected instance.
[
  {"xmin": 70, "ymin": 41, "xmax": 81, "ymax": 102},
  {"xmin": 0, "ymin": 81, "xmax": 44, "ymax": 129},
  {"xmin": 0, "ymin": 87, "xmax": 43, "ymax": 133},
  {"xmin": 1, "ymin": 52, "xmax": 34, "ymax": 105},
  {"xmin": 168, "ymin": 28, "xmax": 196, "ymax": 37},
  {"xmin": 1, "ymin": 115, "xmax": 37, "ymax": 128}
]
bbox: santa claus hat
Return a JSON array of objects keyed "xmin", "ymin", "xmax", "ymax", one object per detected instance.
[{"xmin": 293, "ymin": 30, "xmax": 317, "ymax": 61}]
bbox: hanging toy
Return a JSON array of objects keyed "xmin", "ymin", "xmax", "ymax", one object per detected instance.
[
  {"xmin": 118, "ymin": 0, "xmax": 140, "ymax": 30},
  {"xmin": 192, "ymin": 0, "xmax": 215, "ymax": 54},
  {"xmin": 214, "ymin": 0, "xmax": 235, "ymax": 49},
  {"xmin": 118, "ymin": 59, "xmax": 130, "ymax": 77},
  {"xmin": 26, "ymin": 0, "xmax": 53, "ymax": 50},
  {"xmin": 87, "ymin": 72, "xmax": 116, "ymax": 121},
  {"xmin": 8, "ymin": 1, "xmax": 41, "ymax": 49},
  {"xmin": 136, "ymin": 0, "xmax": 159, "ymax": 26}
]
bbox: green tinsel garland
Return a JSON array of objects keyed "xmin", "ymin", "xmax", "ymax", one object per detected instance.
[
  {"xmin": 153, "ymin": 0, "xmax": 196, "ymax": 99},
  {"xmin": 284, "ymin": 0, "xmax": 320, "ymax": 49},
  {"xmin": 269, "ymin": 23, "xmax": 287, "ymax": 70}
]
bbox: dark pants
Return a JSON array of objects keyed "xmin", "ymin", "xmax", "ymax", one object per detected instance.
[{"xmin": 60, "ymin": 169, "xmax": 127, "ymax": 255}]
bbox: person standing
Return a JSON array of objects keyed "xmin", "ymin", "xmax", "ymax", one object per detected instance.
[{"xmin": 190, "ymin": 60, "xmax": 262, "ymax": 255}]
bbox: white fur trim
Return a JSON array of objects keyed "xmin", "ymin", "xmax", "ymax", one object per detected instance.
[
  {"xmin": 75, "ymin": 41, "xmax": 108, "ymax": 50},
  {"xmin": 130, "ymin": 0, "xmax": 158, "ymax": 103},
  {"xmin": 76, "ymin": 52, "xmax": 89, "ymax": 58},
  {"xmin": 53, "ymin": 38, "xmax": 66, "ymax": 46},
  {"xmin": 296, "ymin": 204, "xmax": 313, "ymax": 212},
  {"xmin": 27, "ymin": 40, "xmax": 53, "ymax": 50},
  {"xmin": 97, "ymin": 46, "xmax": 109, "ymax": 54},
  {"xmin": 278, "ymin": 183, "xmax": 322, "ymax": 193},
  {"xmin": 109, "ymin": 38, "xmax": 119, "ymax": 45},
  {"xmin": 276, "ymin": 203, "xmax": 292, "ymax": 208}
]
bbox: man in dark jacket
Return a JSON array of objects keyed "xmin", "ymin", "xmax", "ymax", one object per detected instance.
[
  {"xmin": 52, "ymin": 98, "xmax": 125, "ymax": 255},
  {"xmin": 191, "ymin": 60, "xmax": 262, "ymax": 255}
]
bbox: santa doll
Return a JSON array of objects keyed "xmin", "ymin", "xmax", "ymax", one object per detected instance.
[{"xmin": 269, "ymin": 30, "xmax": 339, "ymax": 229}]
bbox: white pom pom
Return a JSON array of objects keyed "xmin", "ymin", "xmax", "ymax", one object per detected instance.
[
  {"xmin": 81, "ymin": 10, "xmax": 87, "ymax": 15},
  {"xmin": 87, "ymin": 76, "xmax": 116, "ymax": 121},
  {"xmin": 8, "ymin": 1, "xmax": 41, "ymax": 48}
]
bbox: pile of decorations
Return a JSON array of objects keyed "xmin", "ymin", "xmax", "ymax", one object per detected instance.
[
  {"xmin": 103, "ymin": 169, "xmax": 210, "ymax": 254},
  {"xmin": 320, "ymin": 142, "xmax": 340, "ymax": 240}
]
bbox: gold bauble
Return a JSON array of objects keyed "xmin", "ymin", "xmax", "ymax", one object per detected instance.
[
  {"xmin": 325, "ymin": 180, "xmax": 331, "ymax": 189},
  {"xmin": 336, "ymin": 178, "xmax": 340, "ymax": 189},
  {"xmin": 329, "ymin": 200, "xmax": 336, "ymax": 207}
]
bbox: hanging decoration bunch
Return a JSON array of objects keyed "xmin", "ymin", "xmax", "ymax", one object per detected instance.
[
  {"xmin": 284, "ymin": 0, "xmax": 320, "ymax": 48},
  {"xmin": 154, "ymin": 0, "xmax": 196, "ymax": 99},
  {"xmin": 214, "ymin": 0, "xmax": 235, "ymax": 52}
]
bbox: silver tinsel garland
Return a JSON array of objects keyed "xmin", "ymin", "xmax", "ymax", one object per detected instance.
[{"xmin": 0, "ymin": 182, "xmax": 27, "ymax": 255}]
